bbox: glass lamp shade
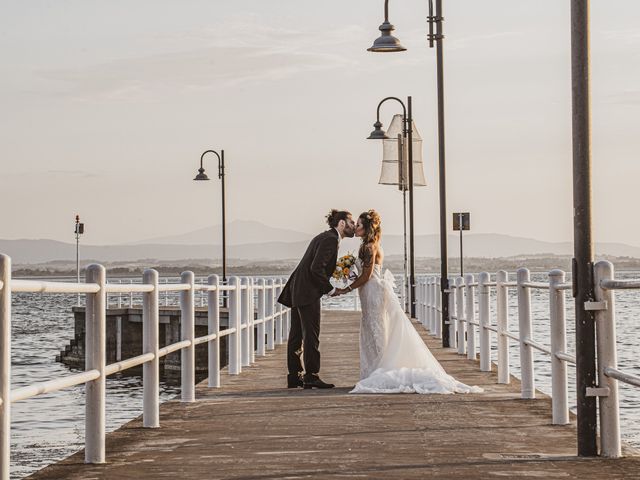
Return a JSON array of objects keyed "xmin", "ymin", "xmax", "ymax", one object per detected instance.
[{"xmin": 378, "ymin": 114, "xmax": 427, "ymax": 188}]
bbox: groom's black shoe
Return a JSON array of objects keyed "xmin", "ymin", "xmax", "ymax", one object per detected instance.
[
  {"xmin": 303, "ymin": 373, "xmax": 335, "ymax": 389},
  {"xmin": 287, "ymin": 373, "xmax": 304, "ymax": 388}
]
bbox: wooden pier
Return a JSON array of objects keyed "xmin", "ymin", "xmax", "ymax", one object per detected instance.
[{"xmin": 30, "ymin": 311, "xmax": 640, "ymax": 479}]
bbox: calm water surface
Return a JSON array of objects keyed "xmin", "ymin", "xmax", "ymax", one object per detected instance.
[{"xmin": 9, "ymin": 272, "xmax": 640, "ymax": 478}]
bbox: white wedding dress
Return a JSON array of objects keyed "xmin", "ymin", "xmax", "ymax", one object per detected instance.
[{"xmin": 350, "ymin": 258, "xmax": 482, "ymax": 394}]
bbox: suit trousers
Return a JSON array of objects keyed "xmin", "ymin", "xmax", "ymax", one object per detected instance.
[{"xmin": 287, "ymin": 300, "xmax": 321, "ymax": 375}]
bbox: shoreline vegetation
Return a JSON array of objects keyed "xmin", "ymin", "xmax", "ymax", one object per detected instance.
[{"xmin": 12, "ymin": 254, "xmax": 640, "ymax": 278}]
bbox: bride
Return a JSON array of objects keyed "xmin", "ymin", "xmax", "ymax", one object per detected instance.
[{"xmin": 334, "ymin": 209, "xmax": 482, "ymax": 394}]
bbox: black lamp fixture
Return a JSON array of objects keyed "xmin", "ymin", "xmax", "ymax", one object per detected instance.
[{"xmin": 367, "ymin": 0, "xmax": 406, "ymax": 52}]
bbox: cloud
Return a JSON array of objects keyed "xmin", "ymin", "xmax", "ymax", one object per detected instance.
[{"xmin": 33, "ymin": 19, "xmax": 367, "ymax": 102}]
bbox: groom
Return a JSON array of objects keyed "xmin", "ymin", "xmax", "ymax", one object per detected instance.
[{"xmin": 278, "ymin": 209, "xmax": 355, "ymax": 389}]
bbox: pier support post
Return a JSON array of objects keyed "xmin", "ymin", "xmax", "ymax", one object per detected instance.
[
  {"xmin": 593, "ymin": 261, "xmax": 621, "ymax": 457},
  {"xmin": 143, "ymin": 269, "xmax": 159, "ymax": 427},
  {"xmin": 180, "ymin": 271, "xmax": 195, "ymax": 402},
  {"xmin": 497, "ymin": 270, "xmax": 510, "ymax": 384},
  {"xmin": 478, "ymin": 272, "xmax": 491, "ymax": 372},
  {"xmin": 228, "ymin": 277, "xmax": 241, "ymax": 374},
  {"xmin": 266, "ymin": 279, "xmax": 275, "ymax": 350},
  {"xmin": 208, "ymin": 274, "xmax": 220, "ymax": 387},
  {"xmin": 448, "ymin": 279, "xmax": 456, "ymax": 349},
  {"xmin": 455, "ymin": 277, "xmax": 465, "ymax": 355},
  {"xmin": 275, "ymin": 279, "xmax": 283, "ymax": 344},
  {"xmin": 549, "ymin": 269, "xmax": 569, "ymax": 425},
  {"xmin": 435, "ymin": 277, "xmax": 442, "ymax": 339},
  {"xmin": 0, "ymin": 255, "xmax": 11, "ymax": 479},
  {"xmin": 517, "ymin": 268, "xmax": 535, "ymax": 399},
  {"xmin": 240, "ymin": 277, "xmax": 250, "ymax": 367},
  {"xmin": 249, "ymin": 278, "xmax": 256, "ymax": 363},
  {"xmin": 85, "ymin": 264, "xmax": 106, "ymax": 464},
  {"xmin": 257, "ymin": 279, "xmax": 266, "ymax": 357},
  {"xmin": 465, "ymin": 274, "xmax": 476, "ymax": 360}
]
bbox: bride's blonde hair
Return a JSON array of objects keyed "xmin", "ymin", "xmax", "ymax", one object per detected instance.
[{"xmin": 358, "ymin": 209, "xmax": 382, "ymax": 266}]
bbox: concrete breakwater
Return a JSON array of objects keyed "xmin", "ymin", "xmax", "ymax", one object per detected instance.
[{"xmin": 57, "ymin": 306, "xmax": 235, "ymax": 382}]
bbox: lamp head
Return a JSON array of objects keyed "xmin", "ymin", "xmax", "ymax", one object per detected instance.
[
  {"xmin": 193, "ymin": 167, "xmax": 210, "ymax": 181},
  {"xmin": 367, "ymin": 21, "xmax": 406, "ymax": 53},
  {"xmin": 367, "ymin": 121, "xmax": 389, "ymax": 140}
]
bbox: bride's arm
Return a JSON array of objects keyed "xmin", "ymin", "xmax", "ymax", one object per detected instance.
[{"xmin": 339, "ymin": 244, "xmax": 376, "ymax": 293}]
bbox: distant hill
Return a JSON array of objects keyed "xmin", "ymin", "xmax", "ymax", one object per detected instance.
[
  {"xmin": 3, "ymin": 223, "xmax": 640, "ymax": 265},
  {"xmin": 128, "ymin": 220, "xmax": 312, "ymax": 245}
]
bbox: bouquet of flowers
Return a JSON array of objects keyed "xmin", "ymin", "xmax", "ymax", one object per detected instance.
[{"xmin": 331, "ymin": 253, "xmax": 357, "ymax": 288}]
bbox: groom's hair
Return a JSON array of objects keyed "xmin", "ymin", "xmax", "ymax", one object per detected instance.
[{"xmin": 326, "ymin": 209, "xmax": 351, "ymax": 228}]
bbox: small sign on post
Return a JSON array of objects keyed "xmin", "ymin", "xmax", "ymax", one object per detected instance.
[{"xmin": 452, "ymin": 212, "xmax": 470, "ymax": 276}]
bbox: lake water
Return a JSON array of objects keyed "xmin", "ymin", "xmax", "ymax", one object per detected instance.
[{"xmin": 8, "ymin": 272, "xmax": 640, "ymax": 478}]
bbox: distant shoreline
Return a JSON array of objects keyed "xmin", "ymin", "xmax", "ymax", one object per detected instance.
[{"xmin": 12, "ymin": 254, "xmax": 640, "ymax": 278}]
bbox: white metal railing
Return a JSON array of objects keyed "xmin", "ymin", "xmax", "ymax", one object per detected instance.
[
  {"xmin": 415, "ymin": 261, "xmax": 639, "ymax": 459},
  {"xmin": 0, "ymin": 254, "xmax": 291, "ymax": 479}
]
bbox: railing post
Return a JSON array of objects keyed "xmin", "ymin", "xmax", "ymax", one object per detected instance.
[
  {"xmin": 142, "ymin": 269, "xmax": 159, "ymax": 427},
  {"xmin": 465, "ymin": 273, "xmax": 476, "ymax": 360},
  {"xmin": 435, "ymin": 277, "xmax": 442, "ymax": 339},
  {"xmin": 517, "ymin": 268, "xmax": 535, "ymax": 399},
  {"xmin": 425, "ymin": 277, "xmax": 429, "ymax": 328},
  {"xmin": 0, "ymin": 255, "xmax": 11, "ymax": 479},
  {"xmin": 249, "ymin": 278, "xmax": 256, "ymax": 364},
  {"xmin": 497, "ymin": 270, "xmax": 510, "ymax": 384},
  {"xmin": 478, "ymin": 272, "xmax": 491, "ymax": 372},
  {"xmin": 266, "ymin": 279, "xmax": 275, "ymax": 350},
  {"xmin": 207, "ymin": 274, "xmax": 220, "ymax": 387},
  {"xmin": 281, "ymin": 277, "xmax": 290, "ymax": 337},
  {"xmin": 85, "ymin": 264, "xmax": 106, "ymax": 463},
  {"xmin": 240, "ymin": 277, "xmax": 250, "ymax": 367},
  {"xmin": 549, "ymin": 269, "xmax": 569, "ymax": 425},
  {"xmin": 455, "ymin": 277, "xmax": 465, "ymax": 355},
  {"xmin": 257, "ymin": 278, "xmax": 266, "ymax": 357},
  {"xmin": 594, "ymin": 261, "xmax": 621, "ymax": 458},
  {"xmin": 228, "ymin": 277, "xmax": 241, "ymax": 374},
  {"xmin": 420, "ymin": 278, "xmax": 426, "ymax": 327},
  {"xmin": 275, "ymin": 279, "xmax": 283, "ymax": 344},
  {"xmin": 448, "ymin": 279, "xmax": 457, "ymax": 349},
  {"xmin": 180, "ymin": 271, "xmax": 195, "ymax": 402}
]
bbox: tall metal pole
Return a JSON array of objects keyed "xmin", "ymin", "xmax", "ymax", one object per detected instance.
[
  {"xmin": 219, "ymin": 150, "xmax": 227, "ymax": 284},
  {"xmin": 459, "ymin": 213, "xmax": 463, "ymax": 277},
  {"xmin": 570, "ymin": 0, "xmax": 598, "ymax": 457},
  {"xmin": 399, "ymin": 133, "xmax": 409, "ymax": 313},
  {"xmin": 407, "ymin": 96, "xmax": 416, "ymax": 319},
  {"xmin": 402, "ymin": 189, "xmax": 409, "ymax": 312},
  {"xmin": 433, "ymin": 0, "xmax": 450, "ymax": 347}
]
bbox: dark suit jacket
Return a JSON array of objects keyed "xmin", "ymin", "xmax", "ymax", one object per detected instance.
[{"xmin": 278, "ymin": 229, "xmax": 339, "ymax": 308}]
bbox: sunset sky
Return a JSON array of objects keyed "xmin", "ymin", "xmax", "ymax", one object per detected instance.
[{"xmin": 2, "ymin": 1, "xmax": 640, "ymax": 247}]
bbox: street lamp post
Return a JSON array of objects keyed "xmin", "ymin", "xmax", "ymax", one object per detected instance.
[
  {"xmin": 368, "ymin": 96, "xmax": 418, "ymax": 318},
  {"xmin": 570, "ymin": 0, "xmax": 597, "ymax": 457},
  {"xmin": 194, "ymin": 149, "xmax": 227, "ymax": 291},
  {"xmin": 368, "ymin": 0, "xmax": 451, "ymax": 346}
]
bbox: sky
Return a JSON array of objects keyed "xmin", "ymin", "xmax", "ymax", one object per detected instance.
[{"xmin": 1, "ymin": 1, "xmax": 640, "ymax": 247}]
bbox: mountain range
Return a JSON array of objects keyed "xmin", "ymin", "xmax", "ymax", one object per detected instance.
[{"xmin": 3, "ymin": 220, "xmax": 640, "ymax": 264}]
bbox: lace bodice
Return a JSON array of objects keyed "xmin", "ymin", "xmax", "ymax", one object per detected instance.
[{"xmin": 356, "ymin": 258, "xmax": 387, "ymax": 379}]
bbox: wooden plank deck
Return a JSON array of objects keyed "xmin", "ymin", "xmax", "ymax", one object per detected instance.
[{"xmin": 30, "ymin": 311, "xmax": 640, "ymax": 479}]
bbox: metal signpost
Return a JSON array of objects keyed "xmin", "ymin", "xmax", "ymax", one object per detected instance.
[{"xmin": 74, "ymin": 215, "xmax": 84, "ymax": 306}]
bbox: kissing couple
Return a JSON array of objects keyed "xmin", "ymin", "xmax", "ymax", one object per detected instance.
[{"xmin": 278, "ymin": 209, "xmax": 481, "ymax": 394}]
